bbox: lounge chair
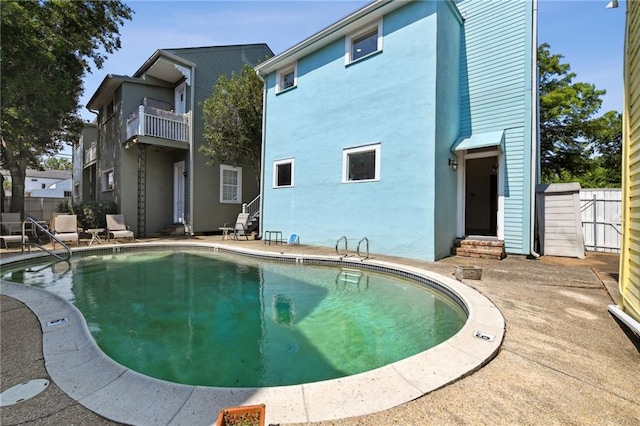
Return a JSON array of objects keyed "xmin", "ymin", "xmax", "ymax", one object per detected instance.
[
  {"xmin": 222, "ymin": 213, "xmax": 250, "ymax": 240},
  {"xmin": 52, "ymin": 214, "xmax": 79, "ymax": 248},
  {"xmin": 106, "ymin": 214, "xmax": 135, "ymax": 243}
]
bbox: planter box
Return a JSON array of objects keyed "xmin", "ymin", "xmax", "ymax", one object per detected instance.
[
  {"xmin": 216, "ymin": 404, "xmax": 265, "ymax": 426},
  {"xmin": 455, "ymin": 265, "xmax": 482, "ymax": 281}
]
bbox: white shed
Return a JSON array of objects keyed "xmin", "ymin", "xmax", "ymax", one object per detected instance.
[{"xmin": 536, "ymin": 183, "xmax": 585, "ymax": 259}]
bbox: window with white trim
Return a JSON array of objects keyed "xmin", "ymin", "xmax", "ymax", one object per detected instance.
[
  {"xmin": 102, "ymin": 168, "xmax": 114, "ymax": 192},
  {"xmin": 276, "ymin": 63, "xmax": 297, "ymax": 93},
  {"xmin": 346, "ymin": 20, "xmax": 383, "ymax": 64},
  {"xmin": 273, "ymin": 158, "xmax": 294, "ymax": 188},
  {"xmin": 220, "ymin": 165, "xmax": 242, "ymax": 203},
  {"xmin": 343, "ymin": 143, "xmax": 381, "ymax": 182}
]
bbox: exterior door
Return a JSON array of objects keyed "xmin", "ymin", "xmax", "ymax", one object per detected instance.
[
  {"xmin": 464, "ymin": 156, "xmax": 499, "ymax": 236},
  {"xmin": 174, "ymin": 83, "xmax": 186, "ymax": 114},
  {"xmin": 173, "ymin": 161, "xmax": 185, "ymax": 224}
]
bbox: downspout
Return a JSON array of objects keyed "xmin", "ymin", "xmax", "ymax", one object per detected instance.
[
  {"xmin": 530, "ymin": 0, "xmax": 541, "ymax": 258},
  {"xmin": 255, "ymin": 69, "xmax": 267, "ymax": 240},
  {"xmin": 188, "ymin": 66, "xmax": 196, "ymax": 236}
]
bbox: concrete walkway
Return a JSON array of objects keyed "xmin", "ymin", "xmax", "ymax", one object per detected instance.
[{"xmin": 1, "ymin": 238, "xmax": 638, "ymax": 425}]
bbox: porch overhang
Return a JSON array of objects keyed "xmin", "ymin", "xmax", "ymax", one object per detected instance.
[
  {"xmin": 124, "ymin": 135, "xmax": 189, "ymax": 151},
  {"xmin": 452, "ymin": 130, "xmax": 505, "ymax": 153}
]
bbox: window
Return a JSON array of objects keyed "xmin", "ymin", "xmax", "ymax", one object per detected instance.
[
  {"xmin": 74, "ymin": 183, "xmax": 80, "ymax": 198},
  {"xmin": 220, "ymin": 165, "xmax": 242, "ymax": 203},
  {"xmin": 273, "ymin": 159, "xmax": 294, "ymax": 188},
  {"xmin": 64, "ymin": 190, "xmax": 72, "ymax": 197},
  {"xmin": 41, "ymin": 183, "xmax": 46, "ymax": 189},
  {"xmin": 102, "ymin": 168, "xmax": 114, "ymax": 191},
  {"xmin": 346, "ymin": 21, "xmax": 383, "ymax": 64},
  {"xmin": 342, "ymin": 143, "xmax": 381, "ymax": 182},
  {"xmin": 276, "ymin": 63, "xmax": 297, "ymax": 93},
  {"xmin": 103, "ymin": 101, "xmax": 114, "ymax": 123}
]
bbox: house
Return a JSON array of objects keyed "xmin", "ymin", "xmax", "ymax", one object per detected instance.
[
  {"xmin": 255, "ymin": 0, "xmax": 538, "ymax": 261},
  {"xmin": 1, "ymin": 169, "xmax": 72, "ymax": 198},
  {"xmin": 73, "ymin": 44, "xmax": 273, "ymax": 237},
  {"xmin": 611, "ymin": 0, "xmax": 640, "ymax": 335}
]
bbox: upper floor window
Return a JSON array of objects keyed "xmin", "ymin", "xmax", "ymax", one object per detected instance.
[
  {"xmin": 220, "ymin": 165, "xmax": 242, "ymax": 204},
  {"xmin": 276, "ymin": 63, "xmax": 297, "ymax": 93},
  {"xmin": 342, "ymin": 143, "xmax": 381, "ymax": 183},
  {"xmin": 103, "ymin": 101, "xmax": 114, "ymax": 123},
  {"xmin": 273, "ymin": 158, "xmax": 294, "ymax": 188},
  {"xmin": 346, "ymin": 20, "xmax": 383, "ymax": 64}
]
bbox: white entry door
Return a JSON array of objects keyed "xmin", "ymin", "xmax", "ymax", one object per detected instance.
[
  {"xmin": 174, "ymin": 161, "xmax": 185, "ymax": 223},
  {"xmin": 174, "ymin": 83, "xmax": 186, "ymax": 114}
]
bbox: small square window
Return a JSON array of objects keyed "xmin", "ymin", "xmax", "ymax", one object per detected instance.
[
  {"xmin": 273, "ymin": 159, "xmax": 294, "ymax": 188},
  {"xmin": 102, "ymin": 169, "xmax": 114, "ymax": 192},
  {"xmin": 346, "ymin": 21, "xmax": 382, "ymax": 64},
  {"xmin": 277, "ymin": 63, "xmax": 297, "ymax": 93},
  {"xmin": 343, "ymin": 143, "xmax": 380, "ymax": 183},
  {"xmin": 220, "ymin": 165, "xmax": 242, "ymax": 204}
]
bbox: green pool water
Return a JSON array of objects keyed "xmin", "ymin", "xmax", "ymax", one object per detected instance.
[{"xmin": 2, "ymin": 251, "xmax": 466, "ymax": 387}]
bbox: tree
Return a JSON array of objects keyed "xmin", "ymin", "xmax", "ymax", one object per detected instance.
[
  {"xmin": 538, "ymin": 43, "xmax": 607, "ymax": 183},
  {"xmin": 1, "ymin": 0, "xmax": 132, "ymax": 216},
  {"xmin": 200, "ymin": 63, "xmax": 265, "ymax": 186},
  {"xmin": 42, "ymin": 157, "xmax": 73, "ymax": 171}
]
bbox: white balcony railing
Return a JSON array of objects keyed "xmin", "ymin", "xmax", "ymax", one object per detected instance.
[
  {"xmin": 126, "ymin": 105, "xmax": 190, "ymax": 143},
  {"xmin": 85, "ymin": 143, "xmax": 97, "ymax": 165}
]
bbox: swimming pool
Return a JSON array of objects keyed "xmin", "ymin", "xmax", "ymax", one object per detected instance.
[
  {"xmin": 1, "ymin": 250, "xmax": 466, "ymax": 387},
  {"xmin": 0, "ymin": 242, "xmax": 504, "ymax": 424}
]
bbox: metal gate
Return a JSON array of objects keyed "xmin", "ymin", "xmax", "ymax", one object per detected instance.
[{"xmin": 580, "ymin": 189, "xmax": 621, "ymax": 253}]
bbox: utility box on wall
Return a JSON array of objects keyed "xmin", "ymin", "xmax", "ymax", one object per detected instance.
[{"xmin": 536, "ymin": 183, "xmax": 586, "ymax": 259}]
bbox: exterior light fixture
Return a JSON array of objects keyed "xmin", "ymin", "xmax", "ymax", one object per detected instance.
[{"xmin": 448, "ymin": 158, "xmax": 459, "ymax": 171}]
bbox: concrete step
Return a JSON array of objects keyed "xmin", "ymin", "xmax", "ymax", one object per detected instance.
[{"xmin": 452, "ymin": 237, "xmax": 506, "ymax": 260}]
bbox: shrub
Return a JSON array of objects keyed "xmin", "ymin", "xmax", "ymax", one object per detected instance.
[{"xmin": 71, "ymin": 201, "xmax": 118, "ymax": 230}]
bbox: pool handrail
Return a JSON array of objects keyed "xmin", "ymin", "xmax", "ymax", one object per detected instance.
[{"xmin": 25, "ymin": 216, "xmax": 71, "ymax": 261}]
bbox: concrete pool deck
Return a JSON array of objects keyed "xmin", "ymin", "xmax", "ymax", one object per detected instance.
[{"xmin": 1, "ymin": 237, "xmax": 639, "ymax": 425}]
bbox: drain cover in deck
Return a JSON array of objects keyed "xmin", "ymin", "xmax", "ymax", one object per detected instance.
[{"xmin": 0, "ymin": 379, "xmax": 49, "ymax": 406}]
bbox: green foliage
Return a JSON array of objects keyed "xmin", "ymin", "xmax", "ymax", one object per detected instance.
[
  {"xmin": 57, "ymin": 200, "xmax": 72, "ymax": 213},
  {"xmin": 43, "ymin": 157, "xmax": 72, "ymax": 170},
  {"xmin": 70, "ymin": 200, "xmax": 118, "ymax": 230},
  {"xmin": 200, "ymin": 63, "xmax": 265, "ymax": 186},
  {"xmin": 539, "ymin": 44, "xmax": 622, "ymax": 188},
  {"xmin": 0, "ymin": 0, "xmax": 132, "ymax": 215}
]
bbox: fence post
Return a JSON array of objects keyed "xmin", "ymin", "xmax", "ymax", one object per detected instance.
[{"xmin": 592, "ymin": 194, "xmax": 598, "ymax": 252}]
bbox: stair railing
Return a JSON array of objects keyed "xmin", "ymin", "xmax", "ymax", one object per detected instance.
[
  {"xmin": 25, "ymin": 217, "xmax": 72, "ymax": 261},
  {"xmin": 243, "ymin": 194, "xmax": 260, "ymax": 217},
  {"xmin": 335, "ymin": 236, "xmax": 348, "ymax": 258}
]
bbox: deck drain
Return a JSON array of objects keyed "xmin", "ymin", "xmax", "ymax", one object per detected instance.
[
  {"xmin": 0, "ymin": 379, "xmax": 49, "ymax": 406},
  {"xmin": 46, "ymin": 317, "xmax": 68, "ymax": 327},
  {"xmin": 473, "ymin": 330, "xmax": 495, "ymax": 342}
]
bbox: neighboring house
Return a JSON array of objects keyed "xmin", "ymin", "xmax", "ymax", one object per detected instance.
[
  {"xmin": 612, "ymin": 0, "xmax": 640, "ymax": 334},
  {"xmin": 1, "ymin": 169, "xmax": 72, "ymax": 198},
  {"xmin": 73, "ymin": 44, "xmax": 273, "ymax": 237},
  {"xmin": 255, "ymin": 0, "xmax": 538, "ymax": 261}
]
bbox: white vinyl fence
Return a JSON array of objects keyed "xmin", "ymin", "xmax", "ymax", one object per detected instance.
[{"xmin": 580, "ymin": 189, "xmax": 622, "ymax": 253}]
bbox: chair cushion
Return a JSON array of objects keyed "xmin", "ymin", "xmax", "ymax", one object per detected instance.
[{"xmin": 110, "ymin": 230, "xmax": 134, "ymax": 239}]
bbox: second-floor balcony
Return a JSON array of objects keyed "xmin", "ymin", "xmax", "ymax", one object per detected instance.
[
  {"xmin": 126, "ymin": 105, "xmax": 191, "ymax": 149},
  {"xmin": 84, "ymin": 143, "xmax": 97, "ymax": 166}
]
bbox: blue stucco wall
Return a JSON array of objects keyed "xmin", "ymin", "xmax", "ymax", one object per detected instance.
[{"xmin": 262, "ymin": 1, "xmax": 452, "ymax": 260}]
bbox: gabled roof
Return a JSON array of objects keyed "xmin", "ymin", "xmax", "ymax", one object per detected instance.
[
  {"xmin": 255, "ymin": 0, "xmax": 396, "ymax": 75},
  {"xmin": 1, "ymin": 169, "xmax": 72, "ymax": 180}
]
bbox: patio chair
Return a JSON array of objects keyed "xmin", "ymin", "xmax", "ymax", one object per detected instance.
[
  {"xmin": 287, "ymin": 233, "xmax": 300, "ymax": 244},
  {"xmin": 0, "ymin": 212, "xmax": 39, "ymax": 237},
  {"xmin": 52, "ymin": 214, "xmax": 79, "ymax": 248},
  {"xmin": 106, "ymin": 214, "xmax": 135, "ymax": 243},
  {"xmin": 222, "ymin": 213, "xmax": 250, "ymax": 240},
  {"xmin": 0, "ymin": 215, "xmax": 29, "ymax": 249}
]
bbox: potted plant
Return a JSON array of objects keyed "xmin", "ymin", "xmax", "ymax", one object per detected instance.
[{"xmin": 216, "ymin": 404, "xmax": 265, "ymax": 426}]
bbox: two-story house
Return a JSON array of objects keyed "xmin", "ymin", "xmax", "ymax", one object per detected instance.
[
  {"xmin": 255, "ymin": 0, "xmax": 538, "ymax": 261},
  {"xmin": 74, "ymin": 44, "xmax": 273, "ymax": 237}
]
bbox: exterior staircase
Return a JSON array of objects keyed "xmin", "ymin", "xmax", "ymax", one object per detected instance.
[{"xmin": 452, "ymin": 237, "xmax": 506, "ymax": 260}]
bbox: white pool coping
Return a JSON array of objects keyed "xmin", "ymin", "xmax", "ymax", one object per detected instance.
[{"xmin": 1, "ymin": 242, "xmax": 505, "ymax": 425}]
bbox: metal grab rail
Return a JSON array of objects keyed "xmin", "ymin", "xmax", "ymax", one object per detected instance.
[
  {"xmin": 356, "ymin": 237, "xmax": 370, "ymax": 260},
  {"xmin": 335, "ymin": 236, "xmax": 348, "ymax": 258},
  {"xmin": 25, "ymin": 217, "xmax": 71, "ymax": 261}
]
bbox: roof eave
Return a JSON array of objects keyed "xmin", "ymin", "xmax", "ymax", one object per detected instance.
[{"xmin": 255, "ymin": 0, "xmax": 397, "ymax": 75}]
